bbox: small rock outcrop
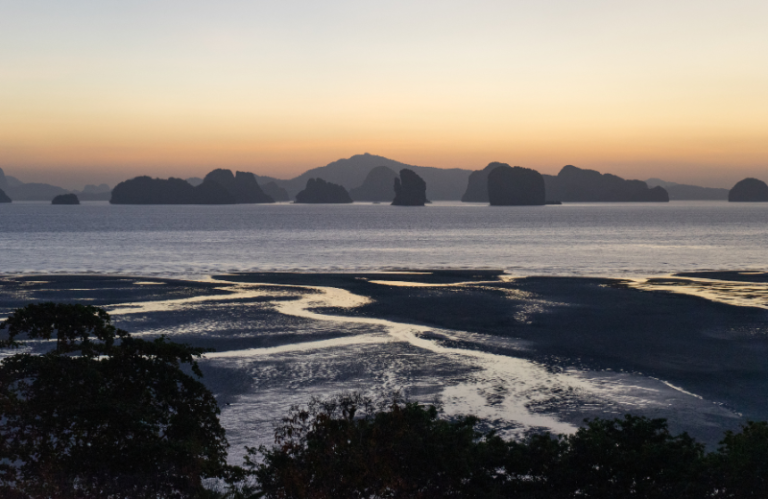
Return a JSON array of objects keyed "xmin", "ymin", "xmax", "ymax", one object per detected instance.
[
  {"xmin": 0, "ymin": 187, "xmax": 10, "ymax": 203},
  {"xmin": 392, "ymin": 169, "xmax": 427, "ymax": 206},
  {"xmin": 203, "ymin": 169, "xmax": 274, "ymax": 203},
  {"xmin": 295, "ymin": 178, "xmax": 353, "ymax": 203},
  {"xmin": 487, "ymin": 164, "xmax": 545, "ymax": 206},
  {"xmin": 729, "ymin": 178, "xmax": 768, "ymax": 202},
  {"xmin": 261, "ymin": 182, "xmax": 290, "ymax": 202},
  {"xmin": 350, "ymin": 166, "xmax": 398, "ymax": 202},
  {"xmin": 52, "ymin": 193, "xmax": 80, "ymax": 205}
]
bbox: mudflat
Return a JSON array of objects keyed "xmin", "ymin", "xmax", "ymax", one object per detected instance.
[{"xmin": 1, "ymin": 271, "xmax": 766, "ymax": 454}]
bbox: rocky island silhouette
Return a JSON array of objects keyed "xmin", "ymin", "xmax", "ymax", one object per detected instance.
[
  {"xmin": 294, "ymin": 178, "xmax": 353, "ymax": 203},
  {"xmin": 110, "ymin": 169, "xmax": 275, "ymax": 204},
  {"xmin": 462, "ymin": 162, "xmax": 668, "ymax": 203},
  {"xmin": 547, "ymin": 165, "xmax": 668, "ymax": 202},
  {"xmin": 51, "ymin": 193, "xmax": 80, "ymax": 205},
  {"xmin": 203, "ymin": 169, "xmax": 274, "ymax": 203},
  {"xmin": 487, "ymin": 163, "xmax": 546, "ymax": 206},
  {"xmin": 392, "ymin": 169, "xmax": 428, "ymax": 206},
  {"xmin": 728, "ymin": 178, "xmax": 768, "ymax": 202}
]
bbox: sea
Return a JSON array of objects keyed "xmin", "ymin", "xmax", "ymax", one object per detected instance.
[
  {"xmin": 0, "ymin": 200, "xmax": 766, "ymax": 277},
  {"xmin": 2, "ymin": 199, "xmax": 768, "ymax": 452}
]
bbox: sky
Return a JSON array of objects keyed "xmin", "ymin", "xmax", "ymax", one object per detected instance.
[{"xmin": 1, "ymin": 0, "xmax": 766, "ymax": 189}]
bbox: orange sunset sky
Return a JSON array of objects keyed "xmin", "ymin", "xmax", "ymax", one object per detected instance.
[{"xmin": 1, "ymin": 1, "xmax": 766, "ymax": 189}]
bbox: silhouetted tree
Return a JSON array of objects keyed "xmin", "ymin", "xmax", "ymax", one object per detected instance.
[
  {"xmin": 707, "ymin": 421, "xmax": 768, "ymax": 497},
  {"xmin": 506, "ymin": 415, "xmax": 708, "ymax": 498},
  {"xmin": 0, "ymin": 303, "xmax": 230, "ymax": 498},
  {"xmin": 245, "ymin": 393, "xmax": 508, "ymax": 498}
]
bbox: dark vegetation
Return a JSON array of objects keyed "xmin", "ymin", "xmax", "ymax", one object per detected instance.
[
  {"xmin": 391, "ymin": 168, "xmax": 428, "ymax": 206},
  {"xmin": 294, "ymin": 178, "xmax": 353, "ymax": 203},
  {"xmin": 51, "ymin": 193, "xmax": 80, "ymax": 205},
  {"xmin": 1, "ymin": 304, "xmax": 767, "ymax": 498},
  {"xmin": 729, "ymin": 177, "xmax": 768, "ymax": 202},
  {"xmin": 0, "ymin": 304, "xmax": 232, "ymax": 498}
]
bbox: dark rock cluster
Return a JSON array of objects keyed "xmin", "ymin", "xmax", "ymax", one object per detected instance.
[
  {"xmin": 110, "ymin": 169, "xmax": 275, "ymax": 204},
  {"xmin": 295, "ymin": 178, "xmax": 353, "ymax": 203},
  {"xmin": 462, "ymin": 163, "xmax": 669, "ymax": 203},
  {"xmin": 203, "ymin": 170, "xmax": 273, "ymax": 203},
  {"xmin": 0, "ymin": 188, "xmax": 10, "ymax": 203},
  {"xmin": 487, "ymin": 164, "xmax": 545, "ymax": 206},
  {"xmin": 546, "ymin": 165, "xmax": 668, "ymax": 202},
  {"xmin": 728, "ymin": 178, "xmax": 768, "ymax": 202},
  {"xmin": 392, "ymin": 169, "xmax": 428, "ymax": 206},
  {"xmin": 51, "ymin": 193, "xmax": 80, "ymax": 205}
]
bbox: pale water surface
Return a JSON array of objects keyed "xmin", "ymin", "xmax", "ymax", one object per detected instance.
[{"xmin": 1, "ymin": 201, "xmax": 766, "ymax": 277}]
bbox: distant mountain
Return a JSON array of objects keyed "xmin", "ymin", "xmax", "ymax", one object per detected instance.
[
  {"xmin": 72, "ymin": 183, "xmax": 112, "ymax": 201},
  {"xmin": 349, "ymin": 166, "xmax": 398, "ymax": 202},
  {"xmin": 5, "ymin": 182, "xmax": 70, "ymax": 201},
  {"xmin": 0, "ymin": 168, "xmax": 111, "ymax": 201},
  {"xmin": 186, "ymin": 177, "xmax": 203, "ymax": 187},
  {"xmin": 256, "ymin": 153, "xmax": 472, "ymax": 200},
  {"xmin": 646, "ymin": 178, "xmax": 728, "ymax": 201},
  {"xmin": 461, "ymin": 163, "xmax": 499, "ymax": 202},
  {"xmin": 261, "ymin": 181, "xmax": 290, "ymax": 202},
  {"xmin": 0, "ymin": 188, "xmax": 10, "ymax": 203},
  {"xmin": 4, "ymin": 175, "xmax": 24, "ymax": 188}
]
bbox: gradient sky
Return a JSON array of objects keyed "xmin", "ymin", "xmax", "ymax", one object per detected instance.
[{"xmin": 1, "ymin": 0, "xmax": 766, "ymax": 189}]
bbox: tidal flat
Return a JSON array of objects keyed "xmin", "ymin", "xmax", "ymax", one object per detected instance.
[{"xmin": 1, "ymin": 270, "xmax": 767, "ymax": 462}]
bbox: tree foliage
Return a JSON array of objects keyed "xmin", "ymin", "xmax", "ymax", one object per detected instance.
[
  {"xmin": 243, "ymin": 395, "xmax": 768, "ymax": 499},
  {"xmin": 245, "ymin": 393, "xmax": 508, "ymax": 498},
  {"xmin": 0, "ymin": 303, "xmax": 230, "ymax": 498}
]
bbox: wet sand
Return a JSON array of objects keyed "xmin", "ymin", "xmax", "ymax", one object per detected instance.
[{"xmin": 2, "ymin": 271, "xmax": 767, "ymax": 458}]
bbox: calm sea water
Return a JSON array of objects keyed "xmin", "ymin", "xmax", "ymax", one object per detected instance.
[{"xmin": 0, "ymin": 200, "xmax": 766, "ymax": 277}]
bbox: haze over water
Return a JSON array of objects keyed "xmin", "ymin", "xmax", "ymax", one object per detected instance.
[{"xmin": 1, "ymin": 201, "xmax": 766, "ymax": 277}]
